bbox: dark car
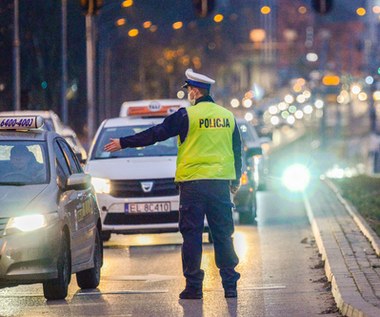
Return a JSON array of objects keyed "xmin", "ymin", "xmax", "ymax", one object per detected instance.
[{"xmin": 233, "ymin": 118, "xmax": 269, "ymax": 224}]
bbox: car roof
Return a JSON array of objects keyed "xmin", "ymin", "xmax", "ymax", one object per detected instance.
[{"xmin": 0, "ymin": 129, "xmax": 54, "ymax": 141}]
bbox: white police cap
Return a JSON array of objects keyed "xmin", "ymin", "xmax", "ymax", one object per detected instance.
[{"xmin": 182, "ymin": 68, "xmax": 215, "ymax": 90}]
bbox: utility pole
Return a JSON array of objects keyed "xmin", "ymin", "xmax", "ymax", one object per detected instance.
[
  {"xmin": 366, "ymin": 0, "xmax": 380, "ymax": 173},
  {"xmin": 61, "ymin": 0, "xmax": 68, "ymax": 125},
  {"xmin": 13, "ymin": 0, "xmax": 20, "ymax": 111},
  {"xmin": 80, "ymin": 0, "xmax": 103, "ymax": 146},
  {"xmin": 86, "ymin": 9, "xmax": 95, "ymax": 144}
]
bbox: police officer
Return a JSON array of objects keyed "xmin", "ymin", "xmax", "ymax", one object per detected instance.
[{"xmin": 104, "ymin": 68, "xmax": 242, "ymax": 299}]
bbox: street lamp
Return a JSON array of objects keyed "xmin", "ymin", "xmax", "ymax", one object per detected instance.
[{"xmin": 13, "ymin": 0, "xmax": 20, "ymax": 111}]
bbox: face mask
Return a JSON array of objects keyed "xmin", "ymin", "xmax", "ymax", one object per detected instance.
[{"xmin": 187, "ymin": 90, "xmax": 196, "ymax": 105}]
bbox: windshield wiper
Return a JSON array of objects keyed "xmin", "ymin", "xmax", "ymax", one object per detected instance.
[{"xmin": 0, "ymin": 182, "xmax": 28, "ymax": 186}]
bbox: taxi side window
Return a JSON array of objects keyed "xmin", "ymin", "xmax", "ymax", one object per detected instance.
[
  {"xmin": 53, "ymin": 141, "xmax": 70, "ymax": 188},
  {"xmin": 54, "ymin": 141, "xmax": 71, "ymax": 179},
  {"xmin": 57, "ymin": 139, "xmax": 83, "ymax": 174}
]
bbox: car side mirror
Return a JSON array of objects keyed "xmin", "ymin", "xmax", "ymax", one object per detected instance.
[
  {"xmin": 66, "ymin": 173, "xmax": 91, "ymax": 190},
  {"xmin": 245, "ymin": 146, "xmax": 262, "ymax": 157}
]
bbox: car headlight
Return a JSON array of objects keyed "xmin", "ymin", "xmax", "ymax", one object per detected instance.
[
  {"xmin": 92, "ymin": 177, "xmax": 111, "ymax": 194},
  {"xmin": 282, "ymin": 164, "xmax": 311, "ymax": 192},
  {"xmin": 5, "ymin": 214, "xmax": 50, "ymax": 234}
]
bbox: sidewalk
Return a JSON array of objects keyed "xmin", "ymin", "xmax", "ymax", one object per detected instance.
[{"xmin": 304, "ymin": 178, "xmax": 380, "ymax": 317}]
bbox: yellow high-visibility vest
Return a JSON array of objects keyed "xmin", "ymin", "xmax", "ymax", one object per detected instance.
[{"xmin": 175, "ymin": 101, "xmax": 236, "ymax": 182}]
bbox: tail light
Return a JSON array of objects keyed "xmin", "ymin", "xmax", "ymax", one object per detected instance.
[{"xmin": 240, "ymin": 172, "xmax": 249, "ymax": 185}]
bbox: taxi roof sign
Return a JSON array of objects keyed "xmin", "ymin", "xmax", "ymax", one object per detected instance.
[
  {"xmin": 120, "ymin": 99, "xmax": 189, "ymax": 117},
  {"xmin": 127, "ymin": 104, "xmax": 181, "ymax": 117},
  {"xmin": 0, "ymin": 115, "xmax": 44, "ymax": 130}
]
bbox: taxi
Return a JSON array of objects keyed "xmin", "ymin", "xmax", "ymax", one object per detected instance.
[
  {"xmin": 85, "ymin": 99, "xmax": 213, "ymax": 242},
  {"xmin": 0, "ymin": 115, "xmax": 103, "ymax": 300}
]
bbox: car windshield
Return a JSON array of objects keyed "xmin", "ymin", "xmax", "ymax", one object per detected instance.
[
  {"xmin": 0, "ymin": 141, "xmax": 49, "ymax": 185},
  {"xmin": 237, "ymin": 121, "xmax": 259, "ymax": 144},
  {"xmin": 92, "ymin": 125, "xmax": 178, "ymax": 159}
]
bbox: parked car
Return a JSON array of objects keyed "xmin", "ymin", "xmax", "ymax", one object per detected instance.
[
  {"xmin": 233, "ymin": 118, "xmax": 269, "ymax": 224},
  {"xmin": 0, "ymin": 115, "xmax": 103, "ymax": 300}
]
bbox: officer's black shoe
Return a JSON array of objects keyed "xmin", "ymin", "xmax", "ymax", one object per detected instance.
[
  {"xmin": 224, "ymin": 288, "xmax": 237, "ymax": 298},
  {"xmin": 179, "ymin": 287, "xmax": 203, "ymax": 299}
]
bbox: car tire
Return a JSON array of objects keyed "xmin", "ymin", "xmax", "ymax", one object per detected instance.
[
  {"xmin": 101, "ymin": 231, "xmax": 111, "ymax": 242},
  {"xmin": 239, "ymin": 194, "xmax": 257, "ymax": 225},
  {"xmin": 43, "ymin": 232, "xmax": 71, "ymax": 300},
  {"xmin": 76, "ymin": 229, "xmax": 102, "ymax": 289}
]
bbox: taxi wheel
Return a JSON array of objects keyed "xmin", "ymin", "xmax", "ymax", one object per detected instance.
[
  {"xmin": 101, "ymin": 231, "xmax": 111, "ymax": 242},
  {"xmin": 43, "ymin": 233, "xmax": 71, "ymax": 300},
  {"xmin": 76, "ymin": 229, "xmax": 102, "ymax": 289}
]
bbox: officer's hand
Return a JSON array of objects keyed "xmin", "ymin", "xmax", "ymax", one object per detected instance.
[
  {"xmin": 230, "ymin": 180, "xmax": 241, "ymax": 195},
  {"xmin": 104, "ymin": 138, "xmax": 121, "ymax": 152}
]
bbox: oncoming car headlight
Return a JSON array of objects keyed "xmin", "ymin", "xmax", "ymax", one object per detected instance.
[
  {"xmin": 5, "ymin": 213, "xmax": 57, "ymax": 234},
  {"xmin": 91, "ymin": 177, "xmax": 111, "ymax": 194},
  {"xmin": 282, "ymin": 164, "xmax": 311, "ymax": 192}
]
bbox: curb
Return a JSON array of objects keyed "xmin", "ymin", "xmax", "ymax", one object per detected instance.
[
  {"xmin": 322, "ymin": 177, "xmax": 380, "ymax": 257},
  {"xmin": 303, "ymin": 182, "xmax": 380, "ymax": 317}
]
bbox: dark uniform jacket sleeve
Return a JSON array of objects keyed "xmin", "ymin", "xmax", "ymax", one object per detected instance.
[
  {"xmin": 119, "ymin": 108, "xmax": 188, "ymax": 148},
  {"xmin": 232, "ymin": 119, "xmax": 242, "ymax": 183}
]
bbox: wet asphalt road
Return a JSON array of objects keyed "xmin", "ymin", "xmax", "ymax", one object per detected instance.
[
  {"xmin": 0, "ymin": 184, "xmax": 341, "ymax": 317},
  {"xmin": 0, "ymin": 134, "xmax": 343, "ymax": 316}
]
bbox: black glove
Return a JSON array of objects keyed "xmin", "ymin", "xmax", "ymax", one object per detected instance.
[{"xmin": 230, "ymin": 180, "xmax": 241, "ymax": 195}]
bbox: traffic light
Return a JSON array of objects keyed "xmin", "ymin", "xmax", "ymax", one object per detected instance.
[
  {"xmin": 80, "ymin": 0, "xmax": 104, "ymax": 15},
  {"xmin": 311, "ymin": 0, "xmax": 333, "ymax": 15},
  {"xmin": 192, "ymin": 0, "xmax": 215, "ymax": 18}
]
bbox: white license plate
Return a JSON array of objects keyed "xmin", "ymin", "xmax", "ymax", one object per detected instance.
[{"xmin": 125, "ymin": 202, "xmax": 171, "ymax": 213}]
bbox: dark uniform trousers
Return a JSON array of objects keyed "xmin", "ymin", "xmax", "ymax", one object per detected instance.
[{"xmin": 178, "ymin": 180, "xmax": 240, "ymax": 290}]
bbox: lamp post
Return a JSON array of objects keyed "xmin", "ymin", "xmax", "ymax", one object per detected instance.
[
  {"xmin": 12, "ymin": 0, "xmax": 20, "ymax": 111},
  {"xmin": 61, "ymin": 0, "xmax": 68, "ymax": 125}
]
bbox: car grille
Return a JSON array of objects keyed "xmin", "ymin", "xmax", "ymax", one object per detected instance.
[
  {"xmin": 110, "ymin": 178, "xmax": 178, "ymax": 198},
  {"xmin": 0, "ymin": 217, "xmax": 8, "ymax": 237},
  {"xmin": 104, "ymin": 211, "xmax": 179, "ymax": 225}
]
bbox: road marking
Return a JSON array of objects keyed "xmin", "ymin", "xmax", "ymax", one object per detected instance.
[
  {"xmin": 102, "ymin": 274, "xmax": 179, "ymax": 282},
  {"xmin": 241, "ymin": 285, "xmax": 286, "ymax": 290},
  {"xmin": 0, "ymin": 285, "xmax": 286, "ymax": 298},
  {"xmin": 77, "ymin": 289, "xmax": 168, "ymax": 296}
]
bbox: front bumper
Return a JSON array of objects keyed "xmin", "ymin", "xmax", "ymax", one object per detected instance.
[
  {"xmin": 0, "ymin": 223, "xmax": 60, "ymax": 287},
  {"xmin": 97, "ymin": 193, "xmax": 181, "ymax": 234}
]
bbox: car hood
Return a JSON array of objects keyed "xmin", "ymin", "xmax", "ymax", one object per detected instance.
[
  {"xmin": 0, "ymin": 184, "xmax": 53, "ymax": 216},
  {"xmin": 85, "ymin": 157, "xmax": 177, "ymax": 180}
]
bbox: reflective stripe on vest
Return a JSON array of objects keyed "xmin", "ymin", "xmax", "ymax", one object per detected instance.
[{"xmin": 175, "ymin": 102, "xmax": 236, "ymax": 182}]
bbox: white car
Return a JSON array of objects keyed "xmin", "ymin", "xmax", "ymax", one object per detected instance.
[{"xmin": 85, "ymin": 99, "xmax": 214, "ymax": 242}]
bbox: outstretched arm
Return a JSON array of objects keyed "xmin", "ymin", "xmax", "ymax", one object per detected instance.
[{"xmin": 104, "ymin": 138, "xmax": 121, "ymax": 152}]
